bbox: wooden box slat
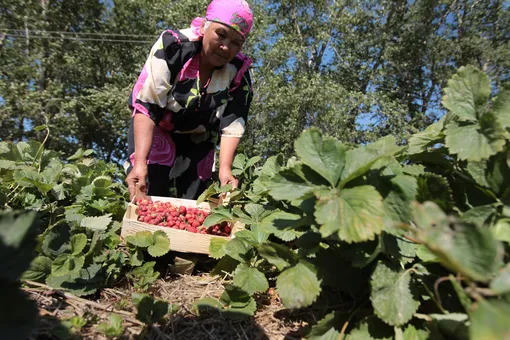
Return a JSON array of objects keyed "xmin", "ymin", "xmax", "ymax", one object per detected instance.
[{"xmin": 121, "ymin": 196, "xmax": 243, "ymax": 255}]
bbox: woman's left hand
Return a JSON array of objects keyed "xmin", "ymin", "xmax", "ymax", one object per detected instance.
[{"xmin": 219, "ymin": 166, "xmax": 239, "ymax": 189}]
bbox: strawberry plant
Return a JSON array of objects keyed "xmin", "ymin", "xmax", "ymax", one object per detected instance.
[
  {"xmin": 1, "ymin": 65, "xmax": 508, "ymax": 338},
  {"xmin": 97, "ymin": 314, "xmax": 124, "ymax": 338},
  {"xmin": 0, "ymin": 133, "xmax": 164, "ymax": 296},
  {"xmin": 0, "ymin": 211, "xmax": 40, "ymax": 340},
  {"xmin": 199, "ymin": 66, "xmax": 510, "ymax": 338}
]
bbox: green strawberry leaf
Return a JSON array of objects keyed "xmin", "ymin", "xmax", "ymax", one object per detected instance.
[
  {"xmin": 130, "ymin": 249, "xmax": 144, "ymax": 267},
  {"xmin": 51, "ymin": 254, "xmax": 85, "ymax": 278},
  {"xmin": 491, "ymin": 88, "xmax": 510, "ymax": 130},
  {"xmin": 136, "ymin": 296, "xmax": 169, "ymax": 324},
  {"xmin": 414, "ymin": 203, "xmax": 503, "ymax": 282},
  {"xmin": 442, "ymin": 65, "xmax": 491, "ymax": 121},
  {"xmin": 209, "ymin": 238, "xmax": 229, "ymax": 259},
  {"xmin": 233, "ymin": 263, "xmax": 269, "ymax": 294},
  {"xmin": 260, "ymin": 211, "xmax": 306, "ymax": 234},
  {"xmin": 21, "ymin": 256, "xmax": 52, "ymax": 281},
  {"xmin": 219, "ymin": 285, "xmax": 257, "ymax": 317},
  {"xmin": 341, "ymin": 136, "xmax": 401, "ymax": 187},
  {"xmin": 70, "ymin": 234, "xmax": 87, "ymax": 256},
  {"xmin": 224, "ymin": 237, "xmax": 253, "ymax": 262},
  {"xmin": 470, "ymin": 299, "xmax": 510, "ymax": 340},
  {"xmin": 492, "ymin": 219, "xmax": 510, "ymax": 244},
  {"xmin": 268, "ymin": 166, "xmax": 317, "ymax": 201},
  {"xmin": 294, "ymin": 128, "xmax": 346, "ymax": 187},
  {"xmin": 370, "ymin": 262, "xmax": 420, "ymax": 326},
  {"xmin": 126, "ymin": 231, "xmax": 154, "ymax": 248},
  {"xmin": 256, "ymin": 242, "xmax": 297, "ymax": 270},
  {"xmin": 276, "ymin": 261, "xmax": 321, "ymax": 309},
  {"xmin": 307, "ymin": 312, "xmax": 347, "ymax": 340},
  {"xmin": 147, "ymin": 231, "xmax": 170, "ymax": 257},
  {"xmin": 97, "ymin": 314, "xmax": 124, "ymax": 338},
  {"xmin": 445, "ymin": 115, "xmax": 506, "ymax": 162},
  {"xmin": 315, "ymin": 186, "xmax": 385, "ymax": 243},
  {"xmin": 346, "ymin": 316, "xmax": 394, "ymax": 340},
  {"xmin": 260, "ymin": 154, "xmax": 284, "ymax": 177},
  {"xmin": 407, "ymin": 120, "xmax": 444, "ymax": 155},
  {"xmin": 203, "ymin": 207, "xmax": 234, "ymax": 227},
  {"xmin": 490, "ymin": 263, "xmax": 510, "ymax": 295},
  {"xmin": 401, "ymin": 324, "xmax": 429, "ymax": 340},
  {"xmin": 80, "ymin": 214, "xmax": 112, "ymax": 231}
]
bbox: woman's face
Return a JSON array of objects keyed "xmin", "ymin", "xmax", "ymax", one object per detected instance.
[{"xmin": 201, "ymin": 21, "xmax": 245, "ymax": 68}]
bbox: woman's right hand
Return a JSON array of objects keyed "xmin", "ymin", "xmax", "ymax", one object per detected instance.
[{"xmin": 126, "ymin": 162, "xmax": 148, "ymax": 201}]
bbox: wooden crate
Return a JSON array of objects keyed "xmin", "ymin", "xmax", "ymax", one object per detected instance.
[{"xmin": 121, "ymin": 196, "xmax": 244, "ymax": 255}]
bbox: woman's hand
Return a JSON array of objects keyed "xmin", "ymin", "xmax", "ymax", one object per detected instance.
[
  {"xmin": 126, "ymin": 162, "xmax": 148, "ymax": 201},
  {"xmin": 218, "ymin": 136, "xmax": 241, "ymax": 189},
  {"xmin": 219, "ymin": 165, "xmax": 238, "ymax": 189}
]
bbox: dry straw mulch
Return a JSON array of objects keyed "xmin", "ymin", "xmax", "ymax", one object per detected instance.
[{"xmin": 24, "ymin": 273, "xmax": 315, "ymax": 340}]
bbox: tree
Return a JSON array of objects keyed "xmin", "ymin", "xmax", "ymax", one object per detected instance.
[
  {"xmin": 242, "ymin": 0, "xmax": 510, "ymax": 158},
  {"xmin": 1, "ymin": 0, "xmax": 509, "ymax": 162}
]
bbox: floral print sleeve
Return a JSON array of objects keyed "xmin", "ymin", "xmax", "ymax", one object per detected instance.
[
  {"xmin": 220, "ymin": 69, "xmax": 253, "ymax": 138},
  {"xmin": 128, "ymin": 30, "xmax": 197, "ymax": 125}
]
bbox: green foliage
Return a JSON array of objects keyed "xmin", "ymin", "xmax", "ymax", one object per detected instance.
[
  {"xmin": 346, "ymin": 316, "xmax": 394, "ymax": 339},
  {"xmin": 276, "ymin": 261, "xmax": 322, "ymax": 309},
  {"xmin": 370, "ymin": 262, "xmax": 420, "ymax": 326},
  {"xmin": 307, "ymin": 312, "xmax": 346, "ymax": 340},
  {"xmin": 442, "ymin": 66, "xmax": 491, "ymax": 122},
  {"xmin": 1, "ymin": 12, "xmax": 509, "ymax": 334},
  {"xmin": 294, "ymin": 128, "xmax": 346, "ymax": 187},
  {"xmin": 443, "ymin": 66, "xmax": 508, "ymax": 161},
  {"xmin": 233, "ymin": 263, "xmax": 269, "ymax": 295},
  {"xmin": 315, "ymin": 186, "xmax": 385, "ymax": 243},
  {"xmin": 126, "ymin": 231, "xmax": 171, "ymax": 258},
  {"xmin": 97, "ymin": 314, "xmax": 124, "ymax": 338},
  {"xmin": 134, "ymin": 295, "xmax": 169, "ymax": 324},
  {"xmin": 127, "ymin": 262, "xmax": 159, "ymax": 291},
  {"xmin": 203, "ymin": 66, "xmax": 510, "ymax": 340},
  {"xmin": 0, "ymin": 211, "xmax": 40, "ymax": 340},
  {"xmin": 0, "ymin": 139, "xmax": 147, "ymax": 299},
  {"xmin": 413, "ymin": 202, "xmax": 503, "ymax": 283},
  {"xmin": 469, "ymin": 299, "xmax": 510, "ymax": 340},
  {"xmin": 194, "ymin": 285, "xmax": 257, "ymax": 320},
  {"xmin": 209, "ymin": 238, "xmax": 229, "ymax": 259},
  {"xmin": 490, "ymin": 263, "xmax": 510, "ymax": 295},
  {"xmin": 426, "ymin": 313, "xmax": 469, "ymax": 339},
  {"xmin": 55, "ymin": 315, "xmax": 88, "ymax": 338}
]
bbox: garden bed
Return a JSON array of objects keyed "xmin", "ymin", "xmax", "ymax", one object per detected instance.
[{"xmin": 26, "ymin": 274, "xmax": 312, "ymax": 340}]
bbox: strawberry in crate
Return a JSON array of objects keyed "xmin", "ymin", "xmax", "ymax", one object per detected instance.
[{"xmin": 135, "ymin": 199, "xmax": 232, "ymax": 236}]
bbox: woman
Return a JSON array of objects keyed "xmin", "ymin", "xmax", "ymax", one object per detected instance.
[{"xmin": 126, "ymin": 0, "xmax": 254, "ymax": 200}]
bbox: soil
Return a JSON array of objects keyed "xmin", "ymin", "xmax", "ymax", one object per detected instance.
[{"xmin": 25, "ymin": 273, "xmax": 316, "ymax": 340}]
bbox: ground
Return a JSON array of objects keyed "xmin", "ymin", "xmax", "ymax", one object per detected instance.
[{"xmin": 25, "ymin": 273, "xmax": 315, "ymax": 340}]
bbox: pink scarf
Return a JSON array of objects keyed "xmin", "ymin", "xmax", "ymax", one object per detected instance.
[{"xmin": 192, "ymin": 0, "xmax": 253, "ymax": 39}]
